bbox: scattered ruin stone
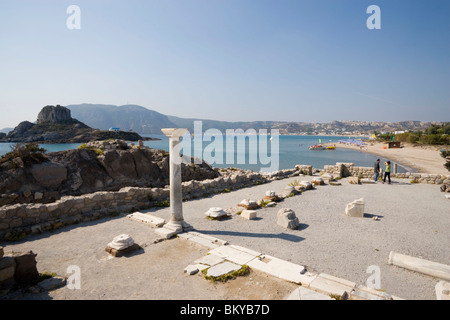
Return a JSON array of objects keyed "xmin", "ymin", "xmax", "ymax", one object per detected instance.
[
  {"xmin": 12, "ymin": 250, "xmax": 39, "ymax": 285},
  {"xmin": 321, "ymin": 173, "xmax": 334, "ymax": 181},
  {"xmin": 264, "ymin": 190, "xmax": 280, "ymax": 202},
  {"xmin": 348, "ymin": 177, "xmax": 360, "ymax": 185},
  {"xmin": 240, "ymin": 210, "xmax": 257, "ymax": 220},
  {"xmin": 299, "ymin": 181, "xmax": 313, "ymax": 190},
  {"xmin": 345, "ymin": 198, "xmax": 365, "ymax": 218},
  {"xmin": 105, "ymin": 234, "xmax": 140, "ymax": 257},
  {"xmin": 277, "ymin": 208, "xmax": 300, "ymax": 229},
  {"xmin": 205, "ymin": 207, "xmax": 228, "ymax": 219},
  {"xmin": 237, "ymin": 199, "xmax": 259, "ymax": 210},
  {"xmin": 281, "ymin": 185, "xmax": 301, "ymax": 198},
  {"xmin": 184, "ymin": 265, "xmax": 199, "ymax": 275},
  {"xmin": 311, "ymin": 177, "xmax": 324, "ymax": 186}
]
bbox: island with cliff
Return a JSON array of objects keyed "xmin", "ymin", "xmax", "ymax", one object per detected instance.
[{"xmin": 0, "ymin": 105, "xmax": 159, "ymax": 144}]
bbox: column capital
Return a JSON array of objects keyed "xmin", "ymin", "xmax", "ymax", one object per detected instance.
[{"xmin": 161, "ymin": 128, "xmax": 188, "ymax": 139}]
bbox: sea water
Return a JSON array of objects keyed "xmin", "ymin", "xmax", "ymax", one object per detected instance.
[
  {"xmin": 141, "ymin": 134, "xmax": 413, "ymax": 173},
  {"xmin": 0, "ymin": 136, "xmax": 413, "ymax": 173}
]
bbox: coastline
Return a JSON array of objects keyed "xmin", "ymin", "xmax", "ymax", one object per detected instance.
[{"xmin": 331, "ymin": 141, "xmax": 448, "ymax": 174}]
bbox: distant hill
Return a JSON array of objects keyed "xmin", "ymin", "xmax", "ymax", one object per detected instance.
[
  {"xmin": 68, "ymin": 104, "xmax": 177, "ymax": 135},
  {"xmin": 66, "ymin": 103, "xmax": 442, "ymax": 135},
  {"xmin": 0, "ymin": 128, "xmax": 13, "ymax": 134}
]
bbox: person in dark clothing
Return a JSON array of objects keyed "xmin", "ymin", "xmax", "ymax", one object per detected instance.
[
  {"xmin": 374, "ymin": 159, "xmax": 381, "ymax": 182},
  {"xmin": 383, "ymin": 161, "xmax": 391, "ymax": 184}
]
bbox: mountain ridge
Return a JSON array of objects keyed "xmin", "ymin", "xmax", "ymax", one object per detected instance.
[{"xmin": 66, "ymin": 103, "xmax": 443, "ymax": 135}]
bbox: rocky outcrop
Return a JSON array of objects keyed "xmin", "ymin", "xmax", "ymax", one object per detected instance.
[
  {"xmin": 0, "ymin": 141, "xmax": 219, "ymax": 206},
  {"xmin": 37, "ymin": 105, "xmax": 72, "ymax": 124}
]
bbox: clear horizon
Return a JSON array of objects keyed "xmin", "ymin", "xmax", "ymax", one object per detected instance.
[{"xmin": 1, "ymin": 0, "xmax": 449, "ymax": 129}]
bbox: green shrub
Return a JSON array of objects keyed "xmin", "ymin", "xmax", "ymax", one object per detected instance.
[{"xmin": 0, "ymin": 143, "xmax": 48, "ymax": 167}]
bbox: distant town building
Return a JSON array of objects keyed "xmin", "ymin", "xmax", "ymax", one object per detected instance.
[{"xmin": 109, "ymin": 127, "xmax": 120, "ymax": 132}]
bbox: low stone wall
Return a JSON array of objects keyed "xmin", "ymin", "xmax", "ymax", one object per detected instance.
[
  {"xmin": 1, "ymin": 162, "xmax": 447, "ymax": 241},
  {"xmin": 322, "ymin": 162, "xmax": 450, "ymax": 184},
  {"xmin": 0, "ymin": 167, "xmax": 304, "ymax": 240}
]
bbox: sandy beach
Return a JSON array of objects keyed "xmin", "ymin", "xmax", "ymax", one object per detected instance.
[{"xmin": 331, "ymin": 141, "xmax": 448, "ymax": 174}]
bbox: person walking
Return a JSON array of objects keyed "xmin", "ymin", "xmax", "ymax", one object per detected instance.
[
  {"xmin": 374, "ymin": 159, "xmax": 381, "ymax": 182},
  {"xmin": 383, "ymin": 161, "xmax": 391, "ymax": 184}
]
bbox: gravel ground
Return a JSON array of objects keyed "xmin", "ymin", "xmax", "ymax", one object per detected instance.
[{"xmin": 1, "ymin": 175, "xmax": 449, "ymax": 300}]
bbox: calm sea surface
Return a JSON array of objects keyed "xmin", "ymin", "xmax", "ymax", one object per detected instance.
[{"xmin": 0, "ymin": 135, "xmax": 414, "ymax": 173}]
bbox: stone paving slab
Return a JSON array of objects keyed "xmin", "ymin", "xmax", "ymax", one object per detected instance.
[
  {"xmin": 247, "ymin": 255, "xmax": 308, "ymax": 284},
  {"xmin": 228, "ymin": 245, "xmax": 262, "ymax": 257},
  {"xmin": 194, "ymin": 254, "xmax": 225, "ymax": 267},
  {"xmin": 308, "ymin": 273, "xmax": 356, "ymax": 299},
  {"xmin": 208, "ymin": 245, "xmax": 259, "ymax": 265},
  {"xmin": 206, "ymin": 261, "xmax": 242, "ymax": 278},
  {"xmin": 178, "ymin": 231, "xmax": 228, "ymax": 248},
  {"xmin": 180, "ymin": 229, "xmax": 403, "ymax": 300},
  {"xmin": 154, "ymin": 227, "xmax": 177, "ymax": 239},
  {"xmin": 285, "ymin": 286, "xmax": 334, "ymax": 300},
  {"xmin": 127, "ymin": 212, "xmax": 165, "ymax": 227},
  {"xmin": 350, "ymin": 284, "xmax": 396, "ymax": 300}
]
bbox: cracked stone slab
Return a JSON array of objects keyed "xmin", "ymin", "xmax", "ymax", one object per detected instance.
[
  {"xmin": 208, "ymin": 246, "xmax": 259, "ymax": 265},
  {"xmin": 194, "ymin": 254, "xmax": 225, "ymax": 267}
]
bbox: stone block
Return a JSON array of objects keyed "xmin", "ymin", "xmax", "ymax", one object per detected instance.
[
  {"xmin": 204, "ymin": 207, "xmax": 228, "ymax": 219},
  {"xmin": 107, "ymin": 234, "xmax": 134, "ymax": 250},
  {"xmin": 277, "ymin": 208, "xmax": 300, "ymax": 229},
  {"xmin": 12, "ymin": 251, "xmax": 39, "ymax": 285},
  {"xmin": 34, "ymin": 192, "xmax": 44, "ymax": 200},
  {"xmin": 105, "ymin": 243, "xmax": 140, "ymax": 257},
  {"xmin": 311, "ymin": 177, "xmax": 324, "ymax": 185},
  {"xmin": 240, "ymin": 210, "xmax": 257, "ymax": 220},
  {"xmin": 184, "ymin": 265, "xmax": 199, "ymax": 275},
  {"xmin": 127, "ymin": 212, "xmax": 165, "ymax": 227},
  {"xmin": 345, "ymin": 198, "xmax": 364, "ymax": 217},
  {"xmin": 299, "ymin": 181, "xmax": 312, "ymax": 190},
  {"xmin": 237, "ymin": 199, "xmax": 259, "ymax": 210}
]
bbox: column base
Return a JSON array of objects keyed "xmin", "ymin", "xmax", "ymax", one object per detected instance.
[{"xmin": 164, "ymin": 220, "xmax": 193, "ymax": 233}]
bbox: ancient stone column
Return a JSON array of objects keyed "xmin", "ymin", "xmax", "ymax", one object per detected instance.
[{"xmin": 161, "ymin": 128, "xmax": 191, "ymax": 232}]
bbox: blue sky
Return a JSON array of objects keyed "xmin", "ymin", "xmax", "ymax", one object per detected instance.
[{"xmin": 0, "ymin": 0, "xmax": 449, "ymax": 128}]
